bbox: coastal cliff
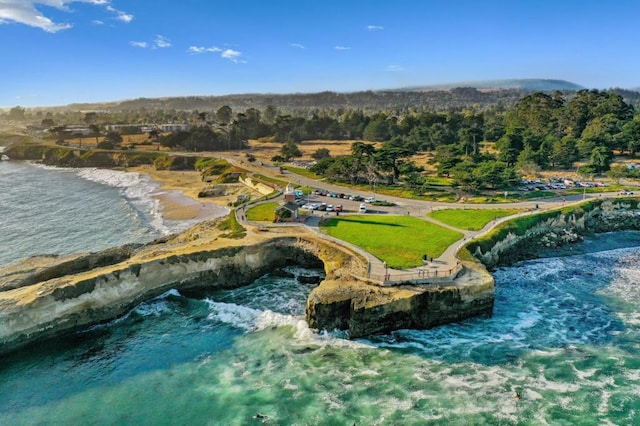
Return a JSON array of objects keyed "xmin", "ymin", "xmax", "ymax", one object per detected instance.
[
  {"xmin": 0, "ymin": 220, "xmax": 495, "ymax": 353},
  {"xmin": 306, "ymin": 262, "xmax": 494, "ymax": 338},
  {"xmin": 0, "ymin": 228, "xmax": 373, "ymax": 353},
  {"xmin": 465, "ymin": 199, "xmax": 640, "ymax": 269}
]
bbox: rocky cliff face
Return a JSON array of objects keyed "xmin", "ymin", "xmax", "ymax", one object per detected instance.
[
  {"xmin": 0, "ymin": 237, "xmax": 327, "ymax": 354},
  {"xmin": 472, "ymin": 200, "xmax": 640, "ymax": 269},
  {"xmin": 306, "ymin": 262, "xmax": 495, "ymax": 338},
  {"xmin": 0, "ymin": 230, "xmax": 495, "ymax": 353}
]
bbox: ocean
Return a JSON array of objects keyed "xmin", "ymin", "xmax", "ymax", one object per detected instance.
[{"xmin": 1, "ymin": 158, "xmax": 640, "ymax": 424}]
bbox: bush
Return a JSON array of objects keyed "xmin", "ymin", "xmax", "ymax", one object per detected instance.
[{"xmin": 217, "ymin": 210, "xmax": 246, "ymax": 238}]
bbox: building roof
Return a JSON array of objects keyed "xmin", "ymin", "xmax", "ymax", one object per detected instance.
[{"xmin": 279, "ymin": 202, "xmax": 299, "ymax": 212}]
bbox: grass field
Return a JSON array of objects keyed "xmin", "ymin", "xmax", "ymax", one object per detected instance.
[
  {"xmin": 246, "ymin": 202, "xmax": 278, "ymax": 222},
  {"xmin": 320, "ymin": 215, "xmax": 463, "ymax": 269},
  {"xmin": 252, "ymin": 174, "xmax": 290, "ymax": 188},
  {"xmin": 428, "ymin": 208, "xmax": 521, "ymax": 230},
  {"xmin": 282, "ymin": 165, "xmax": 322, "ymax": 179}
]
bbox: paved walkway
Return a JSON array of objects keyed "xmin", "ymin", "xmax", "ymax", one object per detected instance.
[{"xmin": 229, "ymin": 156, "xmax": 629, "ymax": 285}]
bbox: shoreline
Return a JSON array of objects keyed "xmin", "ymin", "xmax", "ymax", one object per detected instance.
[{"xmin": 127, "ymin": 165, "xmax": 232, "ymax": 224}]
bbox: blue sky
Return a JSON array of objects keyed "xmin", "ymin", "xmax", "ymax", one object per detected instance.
[{"xmin": 1, "ymin": 0, "xmax": 640, "ymax": 107}]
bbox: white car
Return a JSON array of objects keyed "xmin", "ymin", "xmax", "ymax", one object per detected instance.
[
  {"xmin": 619, "ymin": 189, "xmax": 634, "ymax": 195},
  {"xmin": 364, "ymin": 197, "xmax": 377, "ymax": 203},
  {"xmin": 359, "ymin": 203, "xmax": 368, "ymax": 213},
  {"xmin": 326, "ymin": 204, "xmax": 334, "ymax": 212}
]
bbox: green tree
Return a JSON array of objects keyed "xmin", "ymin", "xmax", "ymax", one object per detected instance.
[
  {"xmin": 148, "ymin": 128, "xmax": 161, "ymax": 150},
  {"xmin": 100, "ymin": 131, "xmax": 123, "ymax": 149},
  {"xmin": 607, "ymin": 164, "xmax": 627, "ymax": 183},
  {"xmin": 551, "ymin": 136, "xmax": 578, "ymax": 169},
  {"xmin": 89, "ymin": 124, "xmax": 101, "ymax": 145},
  {"xmin": 362, "ymin": 113, "xmax": 391, "ymax": 141},
  {"xmin": 620, "ymin": 118, "xmax": 640, "ymax": 156},
  {"xmin": 216, "ymin": 105, "xmax": 233, "ymax": 124},
  {"xmin": 589, "ymin": 146, "xmax": 613, "ymax": 172},
  {"xmin": 432, "ymin": 145, "xmax": 462, "ymax": 177},
  {"xmin": 280, "ymin": 141, "xmax": 302, "ymax": 161},
  {"xmin": 311, "ymin": 148, "xmax": 331, "ymax": 160}
]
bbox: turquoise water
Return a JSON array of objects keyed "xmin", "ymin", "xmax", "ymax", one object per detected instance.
[{"xmin": 1, "ymin": 160, "xmax": 640, "ymax": 424}]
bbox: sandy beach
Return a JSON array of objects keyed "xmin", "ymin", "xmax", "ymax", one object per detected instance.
[{"xmin": 129, "ymin": 165, "xmax": 236, "ymax": 222}]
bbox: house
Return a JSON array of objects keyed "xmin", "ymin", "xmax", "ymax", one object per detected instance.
[
  {"xmin": 158, "ymin": 123, "xmax": 190, "ymax": 132},
  {"xmin": 276, "ymin": 183, "xmax": 299, "ymax": 222}
]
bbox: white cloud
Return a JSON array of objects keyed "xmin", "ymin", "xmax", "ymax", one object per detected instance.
[
  {"xmin": 335, "ymin": 46, "xmax": 351, "ymax": 50},
  {"xmin": 130, "ymin": 35, "xmax": 171, "ymax": 49},
  {"xmin": 221, "ymin": 49, "xmax": 243, "ymax": 63},
  {"xmin": 386, "ymin": 65, "xmax": 405, "ymax": 72},
  {"xmin": 289, "ymin": 43, "xmax": 305, "ymax": 49},
  {"xmin": 187, "ymin": 44, "xmax": 244, "ymax": 63},
  {"xmin": 0, "ymin": 1, "xmax": 132, "ymax": 32},
  {"xmin": 115, "ymin": 11, "xmax": 132, "ymax": 23},
  {"xmin": 188, "ymin": 46, "xmax": 222, "ymax": 54},
  {"xmin": 154, "ymin": 34, "xmax": 171, "ymax": 48},
  {"xmin": 367, "ymin": 25, "xmax": 384, "ymax": 31},
  {"xmin": 105, "ymin": 4, "xmax": 133, "ymax": 23},
  {"xmin": 91, "ymin": 19, "xmax": 103, "ymax": 25}
]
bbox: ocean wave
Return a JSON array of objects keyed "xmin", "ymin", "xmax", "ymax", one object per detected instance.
[{"xmin": 76, "ymin": 168, "xmax": 173, "ymax": 235}]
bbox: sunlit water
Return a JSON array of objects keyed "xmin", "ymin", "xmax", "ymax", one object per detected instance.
[
  {"xmin": 0, "ymin": 160, "xmax": 223, "ymax": 267},
  {"xmin": 1, "ymin": 159, "xmax": 640, "ymax": 424}
]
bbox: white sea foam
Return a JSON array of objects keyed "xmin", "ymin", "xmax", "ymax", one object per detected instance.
[
  {"xmin": 76, "ymin": 168, "xmax": 174, "ymax": 235},
  {"xmin": 204, "ymin": 300, "xmax": 262, "ymax": 331}
]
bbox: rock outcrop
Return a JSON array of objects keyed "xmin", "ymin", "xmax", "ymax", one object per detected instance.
[
  {"xmin": 468, "ymin": 199, "xmax": 640, "ymax": 269},
  {"xmin": 0, "ymin": 226, "xmax": 495, "ymax": 354},
  {"xmin": 306, "ymin": 262, "xmax": 494, "ymax": 338},
  {"xmin": 0, "ymin": 233, "xmax": 367, "ymax": 354}
]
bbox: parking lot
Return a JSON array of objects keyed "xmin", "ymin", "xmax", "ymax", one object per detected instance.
[{"xmin": 296, "ymin": 189, "xmax": 401, "ymax": 215}]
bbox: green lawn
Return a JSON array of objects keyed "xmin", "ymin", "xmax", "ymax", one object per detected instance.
[
  {"xmin": 283, "ymin": 165, "xmax": 322, "ymax": 179},
  {"xmin": 246, "ymin": 202, "xmax": 279, "ymax": 222},
  {"xmin": 320, "ymin": 216, "xmax": 463, "ymax": 269},
  {"xmin": 428, "ymin": 208, "xmax": 521, "ymax": 230},
  {"xmin": 252, "ymin": 174, "xmax": 290, "ymax": 187}
]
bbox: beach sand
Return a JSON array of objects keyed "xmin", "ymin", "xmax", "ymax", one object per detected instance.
[{"xmin": 128, "ymin": 165, "xmax": 241, "ymax": 222}]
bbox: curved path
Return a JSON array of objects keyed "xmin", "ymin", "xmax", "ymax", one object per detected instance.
[{"xmin": 224, "ymin": 153, "xmax": 632, "ymax": 285}]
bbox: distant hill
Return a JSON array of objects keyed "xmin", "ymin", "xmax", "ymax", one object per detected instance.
[
  {"xmin": 60, "ymin": 89, "xmax": 533, "ymax": 113},
  {"xmin": 399, "ymin": 79, "xmax": 584, "ymax": 92},
  {"xmin": 36, "ymin": 79, "xmax": 638, "ymax": 114}
]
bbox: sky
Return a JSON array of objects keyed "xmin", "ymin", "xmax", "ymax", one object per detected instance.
[{"xmin": 1, "ymin": 0, "xmax": 640, "ymax": 108}]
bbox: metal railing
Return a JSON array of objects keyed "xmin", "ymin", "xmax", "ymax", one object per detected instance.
[{"xmin": 367, "ymin": 263, "xmax": 464, "ymax": 286}]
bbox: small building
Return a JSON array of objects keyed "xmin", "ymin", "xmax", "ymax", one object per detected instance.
[
  {"xmin": 283, "ymin": 183, "xmax": 296, "ymax": 204},
  {"xmin": 158, "ymin": 123, "xmax": 190, "ymax": 132},
  {"xmin": 277, "ymin": 183, "xmax": 299, "ymax": 222}
]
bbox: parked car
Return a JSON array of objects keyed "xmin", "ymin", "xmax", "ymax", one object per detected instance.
[
  {"xmin": 334, "ymin": 204, "xmax": 343, "ymax": 212},
  {"xmin": 316, "ymin": 203, "xmax": 327, "ymax": 211},
  {"xmin": 364, "ymin": 197, "xmax": 377, "ymax": 203},
  {"xmin": 619, "ymin": 189, "xmax": 634, "ymax": 195},
  {"xmin": 359, "ymin": 203, "xmax": 368, "ymax": 213},
  {"xmin": 350, "ymin": 195, "xmax": 363, "ymax": 201},
  {"xmin": 326, "ymin": 204, "xmax": 334, "ymax": 212}
]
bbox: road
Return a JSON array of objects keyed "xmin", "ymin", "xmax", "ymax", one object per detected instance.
[{"xmin": 145, "ymin": 149, "xmax": 637, "ymax": 284}]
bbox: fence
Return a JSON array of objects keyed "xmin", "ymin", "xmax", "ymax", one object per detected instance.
[{"xmin": 366, "ymin": 263, "xmax": 464, "ymax": 286}]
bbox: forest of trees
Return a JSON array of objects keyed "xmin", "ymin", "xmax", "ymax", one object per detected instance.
[{"xmin": 4, "ymin": 88, "xmax": 640, "ymax": 195}]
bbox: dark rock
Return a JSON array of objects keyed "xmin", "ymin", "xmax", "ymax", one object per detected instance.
[
  {"xmin": 297, "ymin": 275, "xmax": 322, "ymax": 284},
  {"xmin": 270, "ymin": 269, "xmax": 295, "ymax": 278}
]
